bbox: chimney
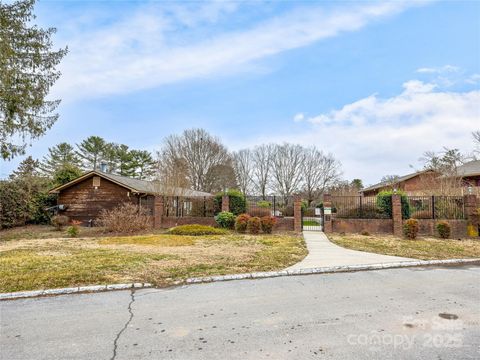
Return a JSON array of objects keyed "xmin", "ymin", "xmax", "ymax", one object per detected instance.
[{"xmin": 99, "ymin": 162, "xmax": 108, "ymax": 173}]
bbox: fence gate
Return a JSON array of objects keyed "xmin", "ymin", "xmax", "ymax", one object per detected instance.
[{"xmin": 302, "ymin": 206, "xmax": 323, "ymax": 231}]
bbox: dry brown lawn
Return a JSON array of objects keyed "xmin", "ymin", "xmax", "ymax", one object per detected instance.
[
  {"xmin": 0, "ymin": 229, "xmax": 306, "ymax": 293},
  {"xmin": 328, "ymin": 233, "xmax": 480, "ymax": 260}
]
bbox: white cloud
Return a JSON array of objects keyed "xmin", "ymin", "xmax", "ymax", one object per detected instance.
[
  {"xmin": 51, "ymin": 1, "xmax": 421, "ymax": 102},
  {"xmin": 416, "ymin": 65, "xmax": 460, "ymax": 74},
  {"xmin": 293, "ymin": 113, "xmax": 305, "ymax": 122},
  {"xmin": 287, "ymin": 80, "xmax": 480, "ymax": 184}
]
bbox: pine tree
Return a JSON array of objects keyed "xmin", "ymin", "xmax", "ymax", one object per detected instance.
[
  {"xmin": 115, "ymin": 144, "xmax": 135, "ymax": 177},
  {"xmin": 1, "ymin": 0, "xmax": 68, "ymax": 159},
  {"xmin": 130, "ymin": 150, "xmax": 156, "ymax": 179},
  {"xmin": 41, "ymin": 142, "xmax": 81, "ymax": 175},
  {"xmin": 76, "ymin": 136, "xmax": 107, "ymax": 170}
]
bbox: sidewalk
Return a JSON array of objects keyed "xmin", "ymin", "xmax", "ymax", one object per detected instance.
[{"xmin": 287, "ymin": 231, "xmax": 414, "ymax": 270}]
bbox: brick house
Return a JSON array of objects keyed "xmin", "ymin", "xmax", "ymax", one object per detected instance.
[
  {"xmin": 360, "ymin": 169, "xmax": 438, "ymax": 196},
  {"xmin": 49, "ymin": 170, "xmax": 211, "ymax": 225},
  {"xmin": 361, "ymin": 160, "xmax": 480, "ymax": 196}
]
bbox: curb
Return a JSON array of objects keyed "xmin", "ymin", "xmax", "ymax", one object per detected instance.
[
  {"xmin": 2, "ymin": 258, "xmax": 479, "ymax": 301},
  {"xmin": 184, "ymin": 258, "xmax": 480, "ymax": 284},
  {"xmin": 0, "ymin": 283, "xmax": 153, "ymax": 301}
]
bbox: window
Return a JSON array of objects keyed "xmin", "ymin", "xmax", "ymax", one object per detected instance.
[{"xmin": 93, "ymin": 176, "xmax": 101, "ymax": 187}]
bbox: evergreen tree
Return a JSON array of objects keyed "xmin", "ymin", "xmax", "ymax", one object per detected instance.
[
  {"xmin": 130, "ymin": 150, "xmax": 156, "ymax": 179},
  {"xmin": 76, "ymin": 136, "xmax": 107, "ymax": 170},
  {"xmin": 53, "ymin": 164, "xmax": 82, "ymax": 185},
  {"xmin": 1, "ymin": 0, "xmax": 68, "ymax": 159},
  {"xmin": 115, "ymin": 144, "xmax": 135, "ymax": 177},
  {"xmin": 41, "ymin": 142, "xmax": 81, "ymax": 175}
]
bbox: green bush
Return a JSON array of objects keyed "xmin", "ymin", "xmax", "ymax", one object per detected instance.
[
  {"xmin": 214, "ymin": 189, "xmax": 246, "ymax": 216},
  {"xmin": 403, "ymin": 219, "xmax": 419, "ymax": 239},
  {"xmin": 257, "ymin": 200, "xmax": 271, "ymax": 208},
  {"xmin": 376, "ymin": 190, "xmax": 410, "ymax": 219},
  {"xmin": 247, "ymin": 216, "xmax": 261, "ymax": 234},
  {"xmin": 168, "ymin": 224, "xmax": 228, "ymax": 236},
  {"xmin": 235, "ymin": 213, "xmax": 251, "ymax": 233},
  {"xmin": 260, "ymin": 216, "xmax": 276, "ymax": 234},
  {"xmin": 436, "ymin": 221, "xmax": 451, "ymax": 239},
  {"xmin": 66, "ymin": 225, "xmax": 79, "ymax": 237},
  {"xmin": 215, "ymin": 211, "xmax": 236, "ymax": 229}
]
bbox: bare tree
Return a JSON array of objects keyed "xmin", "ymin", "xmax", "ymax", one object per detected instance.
[
  {"xmin": 301, "ymin": 147, "xmax": 342, "ymax": 205},
  {"xmin": 232, "ymin": 149, "xmax": 253, "ymax": 195},
  {"xmin": 271, "ymin": 143, "xmax": 305, "ymax": 202},
  {"xmin": 418, "ymin": 148, "xmax": 466, "ymax": 195},
  {"xmin": 251, "ymin": 144, "xmax": 274, "ymax": 199},
  {"xmin": 158, "ymin": 128, "xmax": 231, "ymax": 193},
  {"xmin": 473, "ymin": 131, "xmax": 480, "ymax": 159}
]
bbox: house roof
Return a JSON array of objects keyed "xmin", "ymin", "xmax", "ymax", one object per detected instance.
[
  {"xmin": 49, "ymin": 170, "xmax": 212, "ymax": 197},
  {"xmin": 456, "ymin": 159, "xmax": 480, "ymax": 177},
  {"xmin": 361, "ymin": 169, "xmax": 435, "ymax": 193}
]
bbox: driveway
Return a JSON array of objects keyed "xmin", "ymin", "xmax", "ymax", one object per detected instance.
[
  {"xmin": 1, "ymin": 266, "xmax": 479, "ymax": 360},
  {"xmin": 287, "ymin": 231, "xmax": 414, "ymax": 270}
]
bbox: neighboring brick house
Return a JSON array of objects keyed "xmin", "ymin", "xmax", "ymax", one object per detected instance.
[
  {"xmin": 49, "ymin": 170, "xmax": 211, "ymax": 225},
  {"xmin": 361, "ymin": 170, "xmax": 438, "ymax": 196},
  {"xmin": 457, "ymin": 160, "xmax": 480, "ymax": 187},
  {"xmin": 361, "ymin": 160, "xmax": 480, "ymax": 196}
]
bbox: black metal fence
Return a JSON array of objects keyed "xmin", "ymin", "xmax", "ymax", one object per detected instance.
[
  {"xmin": 245, "ymin": 195, "xmax": 295, "ymax": 217},
  {"xmin": 331, "ymin": 196, "xmax": 391, "ymax": 219},
  {"xmin": 407, "ymin": 196, "xmax": 465, "ymax": 219},
  {"xmin": 163, "ymin": 196, "xmax": 216, "ymax": 217}
]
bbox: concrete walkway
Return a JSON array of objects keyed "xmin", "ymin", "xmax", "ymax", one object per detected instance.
[{"xmin": 287, "ymin": 231, "xmax": 414, "ymax": 270}]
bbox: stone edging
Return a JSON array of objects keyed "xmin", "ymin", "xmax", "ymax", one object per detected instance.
[
  {"xmin": 1, "ymin": 258, "xmax": 479, "ymax": 300},
  {"xmin": 0, "ymin": 283, "xmax": 153, "ymax": 301},
  {"xmin": 184, "ymin": 258, "xmax": 480, "ymax": 284}
]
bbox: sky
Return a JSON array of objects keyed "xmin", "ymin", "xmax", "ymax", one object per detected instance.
[{"xmin": 1, "ymin": 0, "xmax": 479, "ymax": 185}]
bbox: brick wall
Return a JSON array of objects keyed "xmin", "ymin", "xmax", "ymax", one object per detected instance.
[
  {"xmin": 332, "ymin": 219, "xmax": 393, "ymax": 234},
  {"xmin": 415, "ymin": 219, "xmax": 468, "ymax": 238},
  {"xmin": 274, "ymin": 217, "xmax": 294, "ymax": 231}
]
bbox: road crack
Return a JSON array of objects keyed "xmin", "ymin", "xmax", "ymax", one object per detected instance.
[{"xmin": 110, "ymin": 289, "xmax": 135, "ymax": 360}]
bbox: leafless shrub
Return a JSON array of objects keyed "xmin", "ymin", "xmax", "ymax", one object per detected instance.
[{"xmin": 96, "ymin": 202, "xmax": 152, "ymax": 233}]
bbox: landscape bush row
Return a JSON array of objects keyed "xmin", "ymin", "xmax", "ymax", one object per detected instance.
[{"xmin": 215, "ymin": 211, "xmax": 277, "ymax": 234}]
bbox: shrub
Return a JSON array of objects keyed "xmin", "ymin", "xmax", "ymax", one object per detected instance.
[
  {"xmin": 96, "ymin": 202, "xmax": 152, "ymax": 233},
  {"xmin": 247, "ymin": 216, "xmax": 261, "ymax": 234},
  {"xmin": 360, "ymin": 230, "xmax": 370, "ymax": 236},
  {"xmin": 403, "ymin": 219, "xmax": 419, "ymax": 239},
  {"xmin": 260, "ymin": 216, "xmax": 276, "ymax": 234},
  {"xmin": 66, "ymin": 220, "xmax": 82, "ymax": 237},
  {"xmin": 168, "ymin": 224, "xmax": 228, "ymax": 236},
  {"xmin": 436, "ymin": 221, "xmax": 451, "ymax": 239},
  {"xmin": 52, "ymin": 215, "xmax": 69, "ymax": 231},
  {"xmin": 215, "ymin": 211, "xmax": 236, "ymax": 229},
  {"xmin": 214, "ymin": 189, "xmax": 246, "ymax": 216},
  {"xmin": 376, "ymin": 190, "xmax": 410, "ymax": 219},
  {"xmin": 235, "ymin": 213, "xmax": 251, "ymax": 233},
  {"xmin": 257, "ymin": 200, "xmax": 271, "ymax": 208}
]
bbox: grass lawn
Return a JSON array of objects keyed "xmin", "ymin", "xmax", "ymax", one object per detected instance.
[
  {"xmin": 0, "ymin": 227, "xmax": 307, "ymax": 293},
  {"xmin": 302, "ymin": 220, "xmax": 321, "ymax": 226},
  {"xmin": 328, "ymin": 233, "xmax": 480, "ymax": 260}
]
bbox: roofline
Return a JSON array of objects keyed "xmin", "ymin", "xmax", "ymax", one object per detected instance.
[
  {"xmin": 48, "ymin": 170, "xmax": 144, "ymax": 194},
  {"xmin": 361, "ymin": 169, "xmax": 436, "ymax": 193}
]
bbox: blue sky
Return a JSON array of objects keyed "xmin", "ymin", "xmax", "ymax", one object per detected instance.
[{"xmin": 1, "ymin": 0, "xmax": 479, "ymax": 185}]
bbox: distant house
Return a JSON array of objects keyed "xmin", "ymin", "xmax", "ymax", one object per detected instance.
[
  {"xmin": 361, "ymin": 169, "xmax": 438, "ymax": 196},
  {"xmin": 456, "ymin": 159, "xmax": 480, "ymax": 187},
  {"xmin": 49, "ymin": 170, "xmax": 211, "ymax": 224},
  {"xmin": 361, "ymin": 160, "xmax": 480, "ymax": 197}
]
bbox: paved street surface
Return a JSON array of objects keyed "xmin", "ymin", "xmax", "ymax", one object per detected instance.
[
  {"xmin": 287, "ymin": 231, "xmax": 414, "ymax": 270},
  {"xmin": 1, "ymin": 266, "xmax": 479, "ymax": 360}
]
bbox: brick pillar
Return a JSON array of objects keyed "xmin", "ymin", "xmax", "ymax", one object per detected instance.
[
  {"xmin": 323, "ymin": 194, "xmax": 333, "ymax": 233},
  {"xmin": 292, "ymin": 197, "xmax": 301, "ymax": 233},
  {"xmin": 464, "ymin": 194, "xmax": 479, "ymax": 237},
  {"xmin": 221, "ymin": 195, "xmax": 230, "ymax": 212},
  {"xmin": 154, "ymin": 196, "xmax": 164, "ymax": 228},
  {"xmin": 392, "ymin": 194, "xmax": 403, "ymax": 236}
]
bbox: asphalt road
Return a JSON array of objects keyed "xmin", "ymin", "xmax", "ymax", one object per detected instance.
[{"xmin": 1, "ymin": 266, "xmax": 479, "ymax": 360}]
